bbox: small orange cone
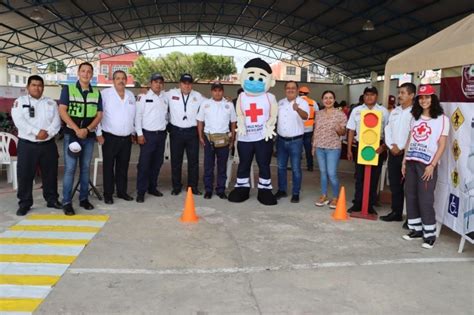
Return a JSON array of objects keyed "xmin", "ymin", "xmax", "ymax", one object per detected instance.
[
  {"xmin": 180, "ymin": 187, "xmax": 199, "ymax": 223},
  {"xmin": 332, "ymin": 186, "xmax": 348, "ymax": 221}
]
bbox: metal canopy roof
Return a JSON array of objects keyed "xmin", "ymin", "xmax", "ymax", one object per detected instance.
[{"xmin": 0, "ymin": 0, "xmax": 472, "ymax": 78}]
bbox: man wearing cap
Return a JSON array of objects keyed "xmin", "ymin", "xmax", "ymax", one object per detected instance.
[
  {"xmin": 135, "ymin": 73, "xmax": 168, "ymax": 203},
  {"xmin": 381, "ymin": 83, "xmax": 416, "ymax": 224},
  {"xmin": 11, "ymin": 75, "xmax": 62, "ymax": 216},
  {"xmin": 165, "ymin": 74, "xmax": 204, "ymax": 195},
  {"xmin": 299, "ymin": 86, "xmax": 318, "ymax": 171},
  {"xmin": 197, "ymin": 82, "xmax": 237, "ymax": 199},
  {"xmin": 96, "ymin": 70, "xmax": 136, "ymax": 205},
  {"xmin": 59, "ymin": 62, "xmax": 103, "ymax": 215},
  {"xmin": 346, "ymin": 86, "xmax": 389, "ymax": 214}
]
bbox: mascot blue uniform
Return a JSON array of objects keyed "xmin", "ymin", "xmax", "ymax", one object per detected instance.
[{"xmin": 228, "ymin": 58, "xmax": 278, "ymax": 206}]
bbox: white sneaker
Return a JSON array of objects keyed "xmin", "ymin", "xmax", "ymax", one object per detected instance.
[
  {"xmin": 421, "ymin": 240, "xmax": 435, "ymax": 249},
  {"xmin": 315, "ymin": 195, "xmax": 329, "ymax": 207}
]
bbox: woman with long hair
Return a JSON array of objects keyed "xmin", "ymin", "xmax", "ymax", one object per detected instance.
[{"xmin": 313, "ymin": 90, "xmax": 347, "ymax": 208}]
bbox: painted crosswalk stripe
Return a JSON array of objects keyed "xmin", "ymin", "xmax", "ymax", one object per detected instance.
[
  {"xmin": 16, "ymin": 220, "xmax": 106, "ymax": 228},
  {"xmin": 0, "ymin": 238, "xmax": 89, "ymax": 246},
  {"xmin": 0, "ymin": 214, "xmax": 109, "ymax": 314},
  {"xmin": 0, "ymin": 275, "xmax": 60, "ymax": 286},
  {"xmin": 0, "ymin": 245, "xmax": 84, "ymax": 256},
  {"xmin": 1, "ymin": 231, "xmax": 97, "ymax": 240}
]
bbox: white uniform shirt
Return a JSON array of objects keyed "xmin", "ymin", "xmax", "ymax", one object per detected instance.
[
  {"xmin": 165, "ymin": 88, "xmax": 204, "ymax": 128},
  {"xmin": 384, "ymin": 105, "xmax": 412, "ymax": 150},
  {"xmin": 196, "ymin": 98, "xmax": 237, "ymax": 134},
  {"xmin": 11, "ymin": 95, "xmax": 61, "ymax": 142},
  {"xmin": 97, "ymin": 87, "xmax": 136, "ymax": 136},
  {"xmin": 346, "ymin": 103, "xmax": 389, "ymax": 142},
  {"xmin": 277, "ymin": 96, "xmax": 309, "ymax": 138},
  {"xmin": 135, "ymin": 89, "xmax": 168, "ymax": 136}
]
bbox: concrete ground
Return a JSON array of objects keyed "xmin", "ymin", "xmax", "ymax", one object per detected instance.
[{"xmin": 0, "ymin": 143, "xmax": 473, "ymax": 314}]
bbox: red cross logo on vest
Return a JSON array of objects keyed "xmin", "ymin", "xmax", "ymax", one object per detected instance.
[
  {"xmin": 412, "ymin": 121, "xmax": 432, "ymax": 142},
  {"xmin": 245, "ymin": 103, "xmax": 263, "ymax": 123}
]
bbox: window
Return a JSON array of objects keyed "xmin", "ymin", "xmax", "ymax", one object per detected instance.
[
  {"xmin": 286, "ymin": 66, "xmax": 296, "ymax": 75},
  {"xmin": 23, "ymin": 76, "xmax": 27, "ymax": 84},
  {"xmin": 101, "ymin": 65, "xmax": 109, "ymax": 75},
  {"xmin": 15, "ymin": 75, "xmax": 19, "ymax": 83},
  {"xmin": 112, "ymin": 65, "xmax": 129, "ymax": 75}
]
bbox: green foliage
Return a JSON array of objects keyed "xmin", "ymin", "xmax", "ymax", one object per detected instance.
[
  {"xmin": 129, "ymin": 52, "xmax": 236, "ymax": 86},
  {"xmin": 47, "ymin": 60, "xmax": 67, "ymax": 73}
]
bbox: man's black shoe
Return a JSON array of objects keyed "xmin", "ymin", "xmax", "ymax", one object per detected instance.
[
  {"xmin": 380, "ymin": 211, "xmax": 403, "ymax": 222},
  {"xmin": 274, "ymin": 190, "xmax": 288, "ymax": 200},
  {"xmin": 136, "ymin": 195, "xmax": 145, "ymax": 203},
  {"xmin": 47, "ymin": 201, "xmax": 62, "ymax": 209},
  {"xmin": 347, "ymin": 205, "xmax": 360, "ymax": 213},
  {"xmin": 217, "ymin": 192, "xmax": 227, "ymax": 199},
  {"xmin": 192, "ymin": 188, "xmax": 202, "ymax": 195},
  {"xmin": 291, "ymin": 195, "xmax": 300, "ymax": 203},
  {"xmin": 403, "ymin": 230, "xmax": 423, "ymax": 240},
  {"xmin": 79, "ymin": 199, "xmax": 94, "ymax": 210},
  {"xmin": 368, "ymin": 207, "xmax": 378, "ymax": 215},
  {"xmin": 204, "ymin": 192, "xmax": 212, "ymax": 199},
  {"xmin": 148, "ymin": 190, "xmax": 163, "ymax": 197},
  {"xmin": 16, "ymin": 207, "xmax": 30, "ymax": 216},
  {"xmin": 63, "ymin": 204, "xmax": 75, "ymax": 216},
  {"xmin": 171, "ymin": 189, "xmax": 181, "ymax": 196},
  {"xmin": 104, "ymin": 197, "xmax": 114, "ymax": 204},
  {"xmin": 117, "ymin": 193, "xmax": 134, "ymax": 201}
]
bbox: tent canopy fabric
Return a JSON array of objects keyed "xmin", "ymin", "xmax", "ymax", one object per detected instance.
[{"xmin": 383, "ymin": 13, "xmax": 474, "ymax": 102}]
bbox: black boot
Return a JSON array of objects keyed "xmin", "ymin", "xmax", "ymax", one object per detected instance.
[
  {"xmin": 228, "ymin": 187, "xmax": 250, "ymax": 203},
  {"xmin": 257, "ymin": 189, "xmax": 277, "ymax": 206}
]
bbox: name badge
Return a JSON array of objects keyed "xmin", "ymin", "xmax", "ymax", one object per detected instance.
[
  {"xmin": 172, "ymin": 96, "xmax": 180, "ymax": 100},
  {"xmin": 146, "ymin": 99, "xmax": 153, "ymax": 103}
]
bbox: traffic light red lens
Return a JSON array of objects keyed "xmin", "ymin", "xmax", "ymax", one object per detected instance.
[
  {"xmin": 364, "ymin": 113, "xmax": 379, "ymax": 128},
  {"xmin": 361, "ymin": 146, "xmax": 376, "ymax": 161}
]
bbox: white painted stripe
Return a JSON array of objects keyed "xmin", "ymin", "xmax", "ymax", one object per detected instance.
[
  {"xmin": 1, "ymin": 231, "xmax": 96, "ymax": 240},
  {"xmin": 0, "ymin": 285, "xmax": 51, "ymax": 299},
  {"xmin": 0, "ymin": 245, "xmax": 84, "ymax": 256},
  {"xmin": 69, "ymin": 257, "xmax": 474, "ymax": 276},
  {"xmin": 0, "ymin": 263, "xmax": 69, "ymax": 276},
  {"xmin": 0, "ymin": 312, "xmax": 32, "ymax": 315},
  {"xmin": 17, "ymin": 220, "xmax": 105, "ymax": 228}
]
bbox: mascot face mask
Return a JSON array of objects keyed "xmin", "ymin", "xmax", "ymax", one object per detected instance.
[{"xmin": 239, "ymin": 59, "xmax": 275, "ymax": 96}]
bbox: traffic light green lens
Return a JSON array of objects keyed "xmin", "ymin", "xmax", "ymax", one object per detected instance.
[{"xmin": 361, "ymin": 146, "xmax": 376, "ymax": 161}]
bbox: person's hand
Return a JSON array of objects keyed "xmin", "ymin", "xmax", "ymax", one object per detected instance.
[
  {"xmin": 96, "ymin": 135, "xmax": 104, "ymax": 145},
  {"xmin": 36, "ymin": 129, "xmax": 48, "ymax": 140},
  {"xmin": 347, "ymin": 150, "xmax": 353, "ymax": 161},
  {"xmin": 137, "ymin": 135, "xmax": 145, "ymax": 145},
  {"xmin": 376, "ymin": 144, "xmax": 386, "ymax": 154},
  {"xmin": 401, "ymin": 163, "xmax": 406, "ymax": 178},
  {"xmin": 391, "ymin": 144, "xmax": 401, "ymax": 155},
  {"xmin": 335, "ymin": 125, "xmax": 345, "ymax": 136},
  {"xmin": 199, "ymin": 136, "xmax": 206, "ymax": 147},
  {"xmin": 292, "ymin": 102, "xmax": 299, "ymax": 111},
  {"xmin": 131, "ymin": 135, "xmax": 137, "ymax": 144},
  {"xmin": 76, "ymin": 128, "xmax": 88, "ymax": 139},
  {"xmin": 421, "ymin": 164, "xmax": 435, "ymax": 181},
  {"xmin": 264, "ymin": 123, "xmax": 276, "ymax": 141}
]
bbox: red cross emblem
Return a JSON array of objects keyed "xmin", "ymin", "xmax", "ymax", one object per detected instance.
[
  {"xmin": 245, "ymin": 103, "xmax": 263, "ymax": 123},
  {"xmin": 412, "ymin": 122, "xmax": 432, "ymax": 142}
]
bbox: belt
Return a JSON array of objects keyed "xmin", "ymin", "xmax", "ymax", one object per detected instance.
[
  {"xmin": 19, "ymin": 138, "xmax": 55, "ymax": 145},
  {"xmin": 143, "ymin": 129, "xmax": 166, "ymax": 134},
  {"xmin": 278, "ymin": 134, "xmax": 303, "ymax": 141},
  {"xmin": 170, "ymin": 124, "xmax": 197, "ymax": 132},
  {"xmin": 103, "ymin": 131, "xmax": 131, "ymax": 139}
]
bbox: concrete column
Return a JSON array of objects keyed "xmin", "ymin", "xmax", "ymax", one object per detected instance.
[{"xmin": 0, "ymin": 57, "xmax": 8, "ymax": 86}]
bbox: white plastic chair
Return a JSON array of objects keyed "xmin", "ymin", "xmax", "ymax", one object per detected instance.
[
  {"xmin": 379, "ymin": 159, "xmax": 389, "ymax": 191},
  {"xmin": 0, "ymin": 132, "xmax": 19, "ymax": 189},
  {"xmin": 92, "ymin": 143, "xmax": 103, "ymax": 186},
  {"xmin": 225, "ymin": 137, "xmax": 255, "ymax": 189}
]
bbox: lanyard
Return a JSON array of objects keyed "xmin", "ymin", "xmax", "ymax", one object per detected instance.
[{"xmin": 181, "ymin": 92, "xmax": 190, "ymax": 113}]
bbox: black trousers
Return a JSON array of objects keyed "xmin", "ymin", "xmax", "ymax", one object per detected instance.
[
  {"xmin": 388, "ymin": 151, "xmax": 405, "ymax": 216},
  {"xmin": 353, "ymin": 146, "xmax": 387, "ymax": 209},
  {"xmin": 169, "ymin": 125, "xmax": 199, "ymax": 191},
  {"xmin": 102, "ymin": 132, "xmax": 132, "ymax": 198},
  {"xmin": 136, "ymin": 129, "xmax": 166, "ymax": 195},
  {"xmin": 236, "ymin": 139, "xmax": 273, "ymax": 187},
  {"xmin": 203, "ymin": 136, "xmax": 229, "ymax": 194},
  {"xmin": 17, "ymin": 138, "xmax": 59, "ymax": 208}
]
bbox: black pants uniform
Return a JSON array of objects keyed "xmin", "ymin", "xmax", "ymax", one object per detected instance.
[
  {"xmin": 236, "ymin": 139, "xmax": 273, "ymax": 188},
  {"xmin": 136, "ymin": 129, "xmax": 166, "ymax": 195},
  {"xmin": 203, "ymin": 136, "xmax": 229, "ymax": 194},
  {"xmin": 102, "ymin": 132, "xmax": 132, "ymax": 198},
  {"xmin": 17, "ymin": 138, "xmax": 59, "ymax": 209},
  {"xmin": 169, "ymin": 125, "xmax": 199, "ymax": 191},
  {"xmin": 388, "ymin": 151, "xmax": 405, "ymax": 216}
]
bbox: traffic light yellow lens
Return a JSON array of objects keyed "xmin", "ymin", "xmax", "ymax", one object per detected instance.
[{"xmin": 361, "ymin": 130, "xmax": 377, "ymax": 145}]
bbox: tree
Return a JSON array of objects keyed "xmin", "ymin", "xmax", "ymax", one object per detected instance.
[
  {"xmin": 129, "ymin": 52, "xmax": 237, "ymax": 86},
  {"xmin": 47, "ymin": 60, "xmax": 67, "ymax": 73}
]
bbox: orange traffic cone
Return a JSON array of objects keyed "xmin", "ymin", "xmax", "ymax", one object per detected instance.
[
  {"xmin": 180, "ymin": 187, "xmax": 199, "ymax": 223},
  {"xmin": 332, "ymin": 186, "xmax": 348, "ymax": 221}
]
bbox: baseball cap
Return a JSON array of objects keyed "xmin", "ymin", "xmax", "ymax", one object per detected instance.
[
  {"xmin": 211, "ymin": 82, "xmax": 224, "ymax": 90},
  {"xmin": 418, "ymin": 84, "xmax": 436, "ymax": 96},
  {"xmin": 180, "ymin": 74, "xmax": 193, "ymax": 83},
  {"xmin": 363, "ymin": 86, "xmax": 378, "ymax": 94},
  {"xmin": 150, "ymin": 73, "xmax": 164, "ymax": 81}
]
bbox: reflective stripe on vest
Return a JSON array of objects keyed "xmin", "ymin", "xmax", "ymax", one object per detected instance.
[
  {"xmin": 302, "ymin": 96, "xmax": 316, "ymax": 128},
  {"xmin": 67, "ymin": 84, "xmax": 99, "ymax": 118}
]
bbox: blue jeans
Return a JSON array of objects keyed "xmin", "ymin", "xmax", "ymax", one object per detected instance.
[
  {"xmin": 62, "ymin": 133, "xmax": 95, "ymax": 205},
  {"xmin": 316, "ymin": 148, "xmax": 341, "ymax": 198},
  {"xmin": 277, "ymin": 137, "xmax": 303, "ymax": 195}
]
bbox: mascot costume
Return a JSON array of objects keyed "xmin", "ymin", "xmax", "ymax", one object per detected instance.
[{"xmin": 228, "ymin": 58, "xmax": 278, "ymax": 205}]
